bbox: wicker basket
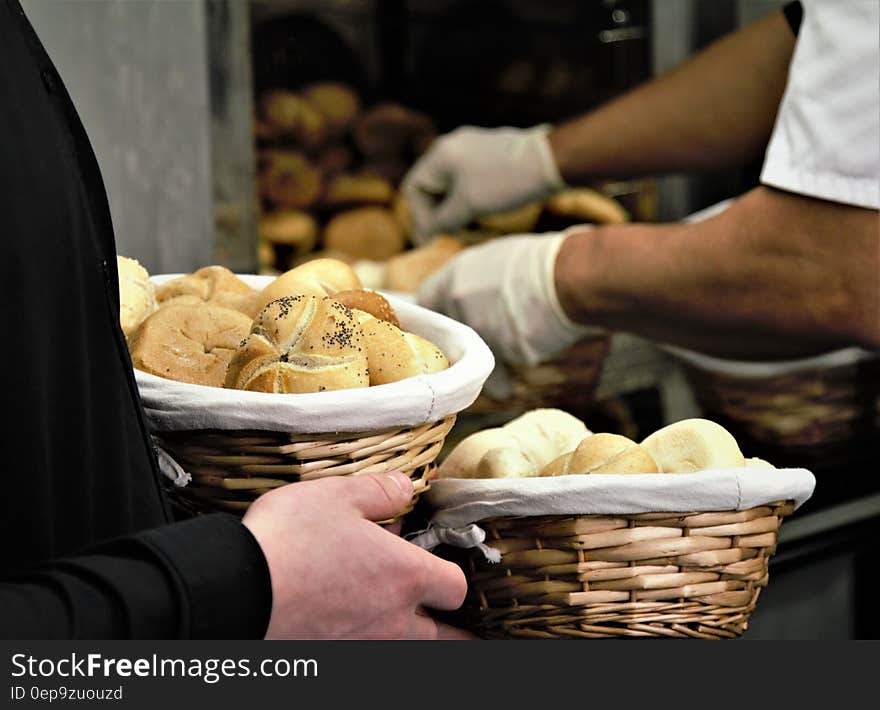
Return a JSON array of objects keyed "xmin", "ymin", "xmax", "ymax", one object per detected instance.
[
  {"xmin": 445, "ymin": 502, "xmax": 793, "ymax": 639},
  {"xmin": 467, "ymin": 334, "xmax": 611, "ymax": 417},
  {"xmin": 138, "ymin": 275, "xmax": 494, "ymax": 521},
  {"xmin": 671, "ymin": 346, "xmax": 880, "ymax": 479}
]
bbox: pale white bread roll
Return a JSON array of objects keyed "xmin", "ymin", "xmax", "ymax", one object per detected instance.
[
  {"xmin": 351, "ymin": 309, "xmax": 448, "ymax": 386},
  {"xmin": 640, "ymin": 418, "xmax": 745, "ymax": 473},
  {"xmin": 540, "ymin": 433, "xmax": 659, "ymax": 476},
  {"xmin": 225, "ymin": 295, "xmax": 369, "ymax": 394},
  {"xmin": 128, "ymin": 304, "xmax": 252, "ymax": 388},
  {"xmin": 256, "ymin": 258, "xmax": 362, "ymax": 313},
  {"xmin": 351, "ymin": 259, "xmax": 388, "ymax": 290},
  {"xmin": 746, "ymin": 457, "xmax": 776, "ymax": 469},
  {"xmin": 117, "ymin": 255, "xmax": 156, "ymax": 338},
  {"xmin": 385, "ymin": 236, "xmax": 465, "ymax": 293},
  {"xmin": 438, "ymin": 408, "xmax": 590, "ymax": 479},
  {"xmin": 156, "ymin": 265, "xmax": 261, "ymax": 318}
]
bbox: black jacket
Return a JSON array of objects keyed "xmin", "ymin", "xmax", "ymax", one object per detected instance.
[{"xmin": 0, "ymin": 0, "xmax": 271, "ymax": 638}]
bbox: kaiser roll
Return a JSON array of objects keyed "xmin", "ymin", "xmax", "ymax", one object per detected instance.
[
  {"xmin": 117, "ymin": 255, "xmax": 157, "ymax": 338},
  {"xmin": 256, "ymin": 258, "xmax": 362, "ymax": 313},
  {"xmin": 225, "ymin": 295, "xmax": 369, "ymax": 394},
  {"xmin": 324, "ymin": 206, "xmax": 406, "ymax": 261},
  {"xmin": 156, "ymin": 265, "xmax": 261, "ymax": 318}
]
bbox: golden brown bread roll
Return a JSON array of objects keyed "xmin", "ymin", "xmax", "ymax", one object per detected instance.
[
  {"xmin": 351, "ymin": 310, "xmax": 449, "ymax": 386},
  {"xmin": 256, "ymin": 258, "xmax": 363, "ymax": 313},
  {"xmin": 315, "ymin": 143, "xmax": 353, "ymax": 178},
  {"xmin": 257, "ymin": 149, "xmax": 323, "ymax": 209},
  {"xmin": 225, "ymin": 295, "xmax": 369, "ymax": 394},
  {"xmin": 129, "ymin": 304, "xmax": 253, "ymax": 388},
  {"xmin": 156, "ymin": 266, "xmax": 262, "ymax": 318},
  {"xmin": 324, "ymin": 206, "xmax": 406, "ymax": 261},
  {"xmin": 257, "ymin": 90, "xmax": 326, "ymax": 150},
  {"xmin": 352, "ymin": 102, "xmax": 436, "ymax": 157},
  {"xmin": 299, "ymin": 82, "xmax": 360, "ymax": 139},
  {"xmin": 333, "ymin": 289, "xmax": 400, "ymax": 327},
  {"xmin": 258, "ymin": 210, "xmax": 318, "ymax": 258},
  {"xmin": 385, "ymin": 236, "xmax": 465, "ymax": 293},
  {"xmin": 540, "ymin": 433, "xmax": 659, "ymax": 476},
  {"xmin": 322, "ymin": 174, "xmax": 395, "ymax": 208},
  {"xmin": 360, "ymin": 156, "xmax": 409, "ymax": 185},
  {"xmin": 117, "ymin": 255, "xmax": 157, "ymax": 338},
  {"xmin": 476, "ymin": 201, "xmax": 543, "ymax": 234},
  {"xmin": 544, "ymin": 188, "xmax": 630, "ymax": 225},
  {"xmin": 640, "ymin": 418, "xmax": 745, "ymax": 473}
]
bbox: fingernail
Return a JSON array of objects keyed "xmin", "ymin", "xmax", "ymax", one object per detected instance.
[{"xmin": 385, "ymin": 471, "xmax": 412, "ymax": 495}]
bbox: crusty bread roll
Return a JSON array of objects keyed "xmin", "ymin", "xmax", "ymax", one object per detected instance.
[
  {"xmin": 258, "ymin": 210, "xmax": 318, "ymax": 258},
  {"xmin": 156, "ymin": 266, "xmax": 261, "ymax": 318},
  {"xmin": 324, "ymin": 206, "xmax": 406, "ymax": 261},
  {"xmin": 438, "ymin": 408, "xmax": 589, "ymax": 479},
  {"xmin": 540, "ymin": 433, "xmax": 659, "ymax": 476},
  {"xmin": 477, "ymin": 201, "xmax": 543, "ymax": 234},
  {"xmin": 300, "ymin": 82, "xmax": 360, "ymax": 140},
  {"xmin": 334, "ymin": 289, "xmax": 400, "ymax": 327},
  {"xmin": 257, "ymin": 90, "xmax": 326, "ymax": 150},
  {"xmin": 360, "ymin": 156, "xmax": 409, "ymax": 185},
  {"xmin": 129, "ymin": 304, "xmax": 253, "ymax": 388},
  {"xmin": 351, "ymin": 310, "xmax": 448, "ymax": 386},
  {"xmin": 117, "ymin": 255, "xmax": 157, "ymax": 338},
  {"xmin": 322, "ymin": 174, "xmax": 395, "ymax": 207},
  {"xmin": 315, "ymin": 143, "xmax": 353, "ymax": 178},
  {"xmin": 258, "ymin": 149, "xmax": 323, "ymax": 209},
  {"xmin": 640, "ymin": 418, "xmax": 745, "ymax": 473},
  {"xmin": 256, "ymin": 258, "xmax": 363, "ymax": 313},
  {"xmin": 544, "ymin": 188, "xmax": 630, "ymax": 225},
  {"xmin": 385, "ymin": 236, "xmax": 465, "ymax": 293},
  {"xmin": 352, "ymin": 102, "xmax": 436, "ymax": 157},
  {"xmin": 225, "ymin": 295, "xmax": 369, "ymax": 393}
]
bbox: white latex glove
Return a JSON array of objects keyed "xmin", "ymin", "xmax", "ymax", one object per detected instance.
[
  {"xmin": 402, "ymin": 125, "xmax": 565, "ymax": 243},
  {"xmin": 417, "ymin": 231, "xmax": 603, "ymax": 378}
]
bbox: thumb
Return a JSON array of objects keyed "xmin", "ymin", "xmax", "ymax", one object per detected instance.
[
  {"xmin": 339, "ymin": 471, "xmax": 414, "ymax": 522},
  {"xmin": 426, "ymin": 189, "xmax": 472, "ymax": 235}
]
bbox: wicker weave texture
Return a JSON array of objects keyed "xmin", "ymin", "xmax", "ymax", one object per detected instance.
[
  {"xmin": 467, "ymin": 335, "xmax": 610, "ymax": 415},
  {"xmin": 157, "ymin": 415, "xmax": 456, "ymax": 518},
  {"xmin": 452, "ymin": 501, "xmax": 794, "ymax": 639}
]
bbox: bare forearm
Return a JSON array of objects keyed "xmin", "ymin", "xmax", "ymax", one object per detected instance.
[
  {"xmin": 556, "ymin": 187, "xmax": 880, "ymax": 358},
  {"xmin": 549, "ymin": 10, "xmax": 796, "ymax": 183}
]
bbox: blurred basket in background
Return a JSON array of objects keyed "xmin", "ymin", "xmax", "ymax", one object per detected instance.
[
  {"xmin": 137, "ymin": 276, "xmax": 494, "ymax": 522},
  {"xmin": 669, "ymin": 346, "xmax": 880, "ymax": 489}
]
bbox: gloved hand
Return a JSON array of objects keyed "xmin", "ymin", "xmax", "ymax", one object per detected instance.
[
  {"xmin": 402, "ymin": 125, "xmax": 565, "ymax": 244},
  {"xmin": 416, "ymin": 231, "xmax": 603, "ymax": 377}
]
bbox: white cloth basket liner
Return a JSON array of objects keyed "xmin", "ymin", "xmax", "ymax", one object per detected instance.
[
  {"xmin": 135, "ymin": 274, "xmax": 495, "ymax": 433},
  {"xmin": 409, "ymin": 468, "xmax": 816, "ymax": 559}
]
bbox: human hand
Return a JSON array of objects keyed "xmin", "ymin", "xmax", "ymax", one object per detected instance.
[
  {"xmin": 416, "ymin": 231, "xmax": 603, "ymax": 372},
  {"xmin": 402, "ymin": 125, "xmax": 565, "ymax": 243},
  {"xmin": 243, "ymin": 472, "xmax": 472, "ymax": 639}
]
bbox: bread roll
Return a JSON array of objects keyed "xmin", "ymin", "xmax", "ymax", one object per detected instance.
[
  {"xmin": 360, "ymin": 156, "xmax": 409, "ymax": 185},
  {"xmin": 315, "ymin": 143, "xmax": 353, "ymax": 178},
  {"xmin": 129, "ymin": 304, "xmax": 252, "ymax": 388},
  {"xmin": 258, "ymin": 149, "xmax": 323, "ymax": 209},
  {"xmin": 477, "ymin": 201, "xmax": 543, "ymax": 234},
  {"xmin": 385, "ymin": 236, "xmax": 465, "ymax": 293},
  {"xmin": 544, "ymin": 188, "xmax": 630, "ymax": 225},
  {"xmin": 322, "ymin": 174, "xmax": 395, "ymax": 207},
  {"xmin": 334, "ymin": 289, "xmax": 400, "ymax": 327},
  {"xmin": 351, "ymin": 310, "xmax": 448, "ymax": 386},
  {"xmin": 640, "ymin": 418, "xmax": 745, "ymax": 473},
  {"xmin": 300, "ymin": 82, "xmax": 360, "ymax": 139},
  {"xmin": 225, "ymin": 295, "xmax": 369, "ymax": 394},
  {"xmin": 352, "ymin": 102, "xmax": 436, "ymax": 157},
  {"xmin": 117, "ymin": 255, "xmax": 157, "ymax": 338},
  {"xmin": 258, "ymin": 210, "xmax": 318, "ymax": 258},
  {"xmin": 156, "ymin": 266, "xmax": 261, "ymax": 318},
  {"xmin": 256, "ymin": 258, "xmax": 362, "ymax": 313},
  {"xmin": 438, "ymin": 408, "xmax": 589, "ymax": 479},
  {"xmin": 351, "ymin": 259, "xmax": 388, "ymax": 290},
  {"xmin": 324, "ymin": 206, "xmax": 406, "ymax": 261},
  {"xmin": 257, "ymin": 90, "xmax": 326, "ymax": 150},
  {"xmin": 540, "ymin": 433, "xmax": 659, "ymax": 476},
  {"xmin": 746, "ymin": 457, "xmax": 775, "ymax": 469}
]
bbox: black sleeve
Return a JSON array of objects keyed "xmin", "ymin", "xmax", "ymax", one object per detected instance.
[
  {"xmin": 0, "ymin": 514, "xmax": 272, "ymax": 640},
  {"xmin": 783, "ymin": 1, "xmax": 803, "ymax": 36}
]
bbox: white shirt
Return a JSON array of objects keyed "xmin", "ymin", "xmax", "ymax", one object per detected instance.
[{"xmin": 760, "ymin": 0, "xmax": 880, "ymax": 209}]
